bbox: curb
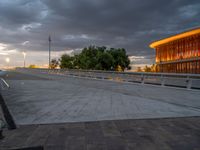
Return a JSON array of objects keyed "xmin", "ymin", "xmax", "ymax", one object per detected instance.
[{"xmin": 0, "ymin": 94, "xmax": 16, "ymax": 129}]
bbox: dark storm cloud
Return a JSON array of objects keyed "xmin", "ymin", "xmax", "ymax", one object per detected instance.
[
  {"xmin": 0, "ymin": 0, "xmax": 46, "ymax": 27},
  {"xmin": 0, "ymin": 0, "xmax": 200, "ymax": 63}
]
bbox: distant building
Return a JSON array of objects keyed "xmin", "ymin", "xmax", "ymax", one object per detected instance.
[{"xmin": 150, "ymin": 27, "xmax": 200, "ymax": 74}]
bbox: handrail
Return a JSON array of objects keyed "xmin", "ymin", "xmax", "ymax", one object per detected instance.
[
  {"xmin": 17, "ymin": 67, "xmax": 200, "ymax": 78},
  {"xmin": 16, "ymin": 68, "xmax": 200, "ymax": 90},
  {"xmin": 0, "ymin": 78, "xmax": 10, "ymax": 90}
]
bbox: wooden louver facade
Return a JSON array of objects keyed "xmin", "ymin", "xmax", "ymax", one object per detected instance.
[{"xmin": 150, "ymin": 28, "xmax": 200, "ymax": 74}]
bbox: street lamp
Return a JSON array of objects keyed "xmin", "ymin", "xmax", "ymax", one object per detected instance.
[
  {"xmin": 22, "ymin": 52, "xmax": 26, "ymax": 68},
  {"xmin": 5, "ymin": 57, "xmax": 10, "ymax": 69},
  {"xmin": 5, "ymin": 58, "xmax": 10, "ymax": 63},
  {"xmin": 48, "ymin": 35, "xmax": 51, "ymax": 69}
]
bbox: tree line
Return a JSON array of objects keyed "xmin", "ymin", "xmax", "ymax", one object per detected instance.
[{"xmin": 51, "ymin": 46, "xmax": 130, "ymax": 71}]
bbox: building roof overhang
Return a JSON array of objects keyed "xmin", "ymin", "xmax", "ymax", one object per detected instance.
[{"xmin": 150, "ymin": 27, "xmax": 200, "ymax": 49}]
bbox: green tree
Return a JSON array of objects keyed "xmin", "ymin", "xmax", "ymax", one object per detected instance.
[
  {"xmin": 98, "ymin": 52, "xmax": 114, "ymax": 70},
  {"xmin": 60, "ymin": 54, "xmax": 75, "ymax": 69},
  {"xmin": 108, "ymin": 48, "xmax": 130, "ymax": 71},
  {"xmin": 80, "ymin": 46, "xmax": 99, "ymax": 69},
  {"xmin": 59, "ymin": 46, "xmax": 130, "ymax": 71},
  {"xmin": 50, "ymin": 59, "xmax": 59, "ymax": 69}
]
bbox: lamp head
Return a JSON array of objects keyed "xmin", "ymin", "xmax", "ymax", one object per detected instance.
[{"xmin": 5, "ymin": 57, "xmax": 10, "ymax": 63}]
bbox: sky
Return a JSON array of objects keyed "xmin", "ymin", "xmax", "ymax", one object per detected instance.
[{"xmin": 0, "ymin": 0, "xmax": 200, "ymax": 69}]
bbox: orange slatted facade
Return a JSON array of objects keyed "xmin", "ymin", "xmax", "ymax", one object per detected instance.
[{"xmin": 150, "ymin": 28, "xmax": 200, "ymax": 74}]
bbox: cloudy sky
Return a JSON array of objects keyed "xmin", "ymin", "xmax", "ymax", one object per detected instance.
[{"xmin": 0, "ymin": 0, "xmax": 200, "ymax": 69}]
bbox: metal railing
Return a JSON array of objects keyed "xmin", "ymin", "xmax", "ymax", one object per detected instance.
[
  {"xmin": 0, "ymin": 78, "xmax": 9, "ymax": 91},
  {"xmin": 16, "ymin": 68, "xmax": 200, "ymax": 90}
]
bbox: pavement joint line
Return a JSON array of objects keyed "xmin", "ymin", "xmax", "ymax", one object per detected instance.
[
  {"xmin": 16, "ymin": 116, "xmax": 200, "ymax": 126},
  {"xmin": 16, "ymin": 116, "xmax": 200, "ymax": 127}
]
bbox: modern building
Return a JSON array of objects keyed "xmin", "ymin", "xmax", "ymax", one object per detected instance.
[{"xmin": 150, "ymin": 27, "xmax": 200, "ymax": 74}]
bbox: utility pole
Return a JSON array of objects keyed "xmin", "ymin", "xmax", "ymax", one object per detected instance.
[
  {"xmin": 22, "ymin": 52, "xmax": 26, "ymax": 68},
  {"xmin": 48, "ymin": 35, "xmax": 51, "ymax": 68}
]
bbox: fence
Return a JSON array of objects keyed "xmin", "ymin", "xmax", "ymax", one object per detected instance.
[{"xmin": 16, "ymin": 68, "xmax": 200, "ymax": 90}]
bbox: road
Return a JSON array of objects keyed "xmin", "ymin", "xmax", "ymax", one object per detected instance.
[{"xmin": 1, "ymin": 71, "xmax": 200, "ymax": 125}]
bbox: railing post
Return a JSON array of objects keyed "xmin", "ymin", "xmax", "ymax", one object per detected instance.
[
  {"xmin": 186, "ymin": 76, "xmax": 192, "ymax": 90},
  {"xmin": 141, "ymin": 73, "xmax": 144, "ymax": 84},
  {"xmin": 161, "ymin": 75, "xmax": 165, "ymax": 87}
]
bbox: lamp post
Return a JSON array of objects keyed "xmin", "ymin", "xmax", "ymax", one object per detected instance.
[
  {"xmin": 22, "ymin": 52, "xmax": 26, "ymax": 68},
  {"xmin": 5, "ymin": 57, "xmax": 10, "ymax": 69},
  {"xmin": 48, "ymin": 35, "xmax": 51, "ymax": 69}
]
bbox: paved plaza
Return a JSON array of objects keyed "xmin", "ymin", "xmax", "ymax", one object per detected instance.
[
  {"xmin": 1, "ymin": 71, "xmax": 200, "ymax": 125},
  {"xmin": 0, "ymin": 71, "xmax": 200, "ymax": 150},
  {"xmin": 1, "ymin": 117, "xmax": 200, "ymax": 150}
]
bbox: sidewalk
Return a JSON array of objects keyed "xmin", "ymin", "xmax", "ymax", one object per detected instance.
[{"xmin": 0, "ymin": 117, "xmax": 200, "ymax": 150}]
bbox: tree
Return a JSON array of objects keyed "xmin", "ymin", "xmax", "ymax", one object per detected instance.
[
  {"xmin": 150, "ymin": 64, "xmax": 156, "ymax": 72},
  {"xmin": 144, "ymin": 65, "xmax": 151, "ymax": 72},
  {"xmin": 59, "ymin": 46, "xmax": 130, "ymax": 71},
  {"xmin": 98, "ymin": 52, "xmax": 114, "ymax": 70},
  {"xmin": 60, "ymin": 54, "xmax": 75, "ymax": 69},
  {"xmin": 137, "ymin": 67, "xmax": 142, "ymax": 72},
  {"xmin": 50, "ymin": 59, "xmax": 59, "ymax": 69},
  {"xmin": 142, "ymin": 64, "xmax": 157, "ymax": 72},
  {"xmin": 116, "ymin": 65, "xmax": 123, "ymax": 72},
  {"xmin": 79, "ymin": 46, "xmax": 99, "ymax": 69},
  {"xmin": 108, "ymin": 48, "xmax": 130, "ymax": 71}
]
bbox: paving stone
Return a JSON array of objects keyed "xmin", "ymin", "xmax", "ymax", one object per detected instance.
[
  {"xmin": 100, "ymin": 121, "xmax": 121, "ymax": 137},
  {"xmin": 2, "ymin": 71, "xmax": 200, "ymax": 125},
  {"xmin": 0, "ymin": 117, "xmax": 200, "ymax": 150},
  {"xmin": 87, "ymin": 144, "xmax": 107, "ymax": 150},
  {"xmin": 1, "ymin": 72, "xmax": 200, "ymax": 149}
]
